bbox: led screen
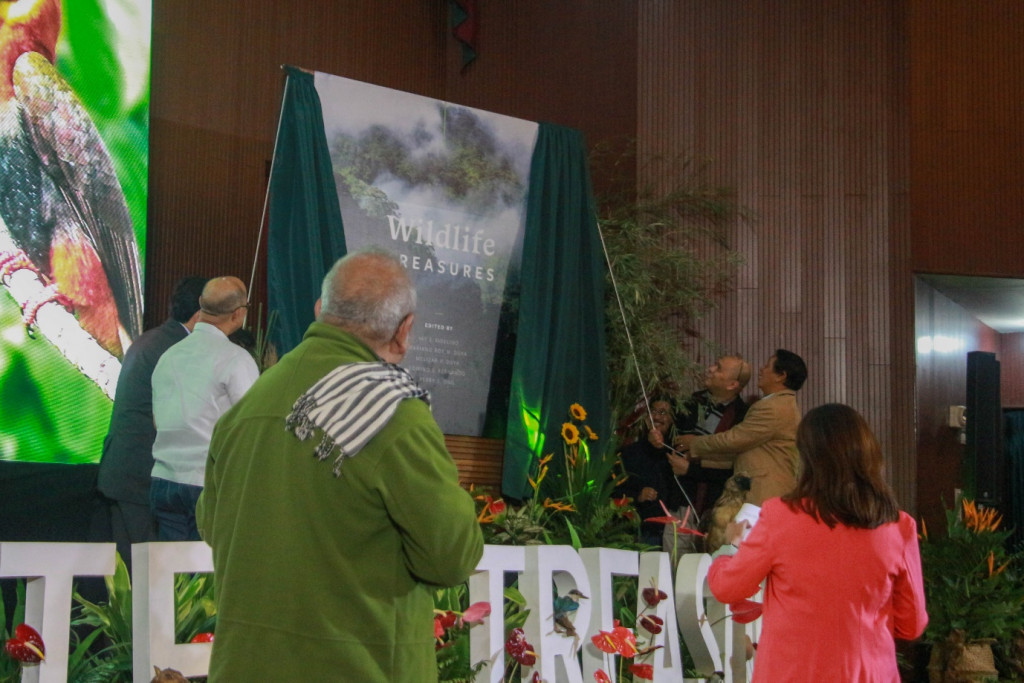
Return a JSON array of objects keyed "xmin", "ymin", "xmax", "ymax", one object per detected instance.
[{"xmin": 0, "ymin": 0, "xmax": 150, "ymax": 464}]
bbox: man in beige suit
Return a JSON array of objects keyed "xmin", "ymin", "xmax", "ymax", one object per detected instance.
[{"xmin": 676, "ymin": 349, "xmax": 807, "ymax": 505}]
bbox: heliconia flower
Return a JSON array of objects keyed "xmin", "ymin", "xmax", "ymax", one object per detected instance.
[
  {"xmin": 639, "ymin": 614, "xmax": 664, "ymax": 634},
  {"xmin": 461, "ymin": 601, "xmax": 491, "ymax": 625},
  {"xmin": 190, "ymin": 632, "xmax": 214, "ymax": 643},
  {"xmin": 561, "ymin": 422, "xmax": 580, "ymax": 445},
  {"xmin": 594, "ymin": 670, "xmax": 612, "ymax": 683},
  {"xmin": 543, "ymin": 498, "xmax": 576, "ymax": 513},
  {"xmin": 962, "ymin": 498, "xmax": 1003, "ymax": 532},
  {"xmin": 4, "ymin": 623, "xmax": 45, "ymax": 663},
  {"xmin": 642, "ymin": 586, "xmax": 668, "ymax": 607},
  {"xmin": 570, "ymin": 403, "xmax": 587, "ymax": 421},
  {"xmin": 629, "ymin": 663, "xmax": 655, "ymax": 680},
  {"xmin": 729, "ymin": 599, "xmax": 763, "ymax": 624}
]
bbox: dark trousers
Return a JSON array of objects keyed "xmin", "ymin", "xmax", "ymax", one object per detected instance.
[{"xmin": 150, "ymin": 478, "xmax": 203, "ymax": 541}]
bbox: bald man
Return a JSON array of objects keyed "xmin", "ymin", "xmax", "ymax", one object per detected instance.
[
  {"xmin": 197, "ymin": 249, "xmax": 482, "ymax": 681},
  {"xmin": 150, "ymin": 276, "xmax": 259, "ymax": 541}
]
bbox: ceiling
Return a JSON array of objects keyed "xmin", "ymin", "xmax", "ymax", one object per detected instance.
[{"xmin": 919, "ymin": 274, "xmax": 1024, "ymax": 334}]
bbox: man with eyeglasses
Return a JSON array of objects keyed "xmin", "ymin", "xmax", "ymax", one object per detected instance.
[
  {"xmin": 149, "ymin": 276, "xmax": 259, "ymax": 541},
  {"xmin": 668, "ymin": 355, "xmax": 752, "ymax": 516}
]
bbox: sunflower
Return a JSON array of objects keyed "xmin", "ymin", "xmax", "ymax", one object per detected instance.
[
  {"xmin": 569, "ymin": 403, "xmax": 587, "ymax": 421},
  {"xmin": 561, "ymin": 422, "xmax": 580, "ymax": 445}
]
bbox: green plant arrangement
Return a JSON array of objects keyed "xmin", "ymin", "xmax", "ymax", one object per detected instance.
[
  {"xmin": 591, "ymin": 142, "xmax": 745, "ymax": 422},
  {"xmin": 475, "ymin": 403, "xmax": 644, "ymax": 551},
  {"xmin": 920, "ymin": 497, "xmax": 1024, "ymax": 681}
]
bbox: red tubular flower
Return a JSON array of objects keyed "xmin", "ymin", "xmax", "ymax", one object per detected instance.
[
  {"xmin": 4, "ymin": 623, "xmax": 45, "ymax": 663},
  {"xmin": 629, "ymin": 663, "xmax": 655, "ymax": 680}
]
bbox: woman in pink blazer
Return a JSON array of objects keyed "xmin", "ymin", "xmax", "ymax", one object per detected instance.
[{"xmin": 708, "ymin": 403, "xmax": 928, "ymax": 682}]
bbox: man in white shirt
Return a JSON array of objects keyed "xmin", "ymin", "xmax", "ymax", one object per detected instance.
[{"xmin": 150, "ymin": 276, "xmax": 259, "ymax": 541}]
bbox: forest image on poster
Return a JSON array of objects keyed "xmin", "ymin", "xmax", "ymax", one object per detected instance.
[{"xmin": 315, "ymin": 74, "xmax": 537, "ymax": 435}]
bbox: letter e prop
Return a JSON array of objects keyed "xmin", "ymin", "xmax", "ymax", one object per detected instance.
[
  {"xmin": 468, "ymin": 545, "xmax": 526, "ymax": 683},
  {"xmin": 0, "ymin": 542, "xmax": 115, "ymax": 683},
  {"xmin": 519, "ymin": 545, "xmax": 593, "ymax": 683},
  {"xmin": 132, "ymin": 542, "xmax": 213, "ymax": 682}
]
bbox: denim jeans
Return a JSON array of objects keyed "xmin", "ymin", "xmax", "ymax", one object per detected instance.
[{"xmin": 150, "ymin": 478, "xmax": 203, "ymax": 541}]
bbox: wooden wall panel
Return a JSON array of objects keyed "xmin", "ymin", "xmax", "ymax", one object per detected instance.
[
  {"xmin": 909, "ymin": 1, "xmax": 1024, "ymax": 277},
  {"xmin": 1000, "ymin": 333, "xmax": 1024, "ymax": 409},
  {"xmin": 637, "ymin": 1, "xmax": 917, "ymax": 508}
]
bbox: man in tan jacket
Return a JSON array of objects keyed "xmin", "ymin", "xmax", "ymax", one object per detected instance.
[{"xmin": 676, "ymin": 349, "xmax": 807, "ymax": 505}]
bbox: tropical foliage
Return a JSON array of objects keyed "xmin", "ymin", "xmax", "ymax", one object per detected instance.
[
  {"xmin": 591, "ymin": 141, "xmax": 745, "ymax": 422},
  {"xmin": 921, "ymin": 498, "xmax": 1024, "ymax": 645}
]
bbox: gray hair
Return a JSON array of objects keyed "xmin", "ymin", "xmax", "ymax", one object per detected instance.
[{"xmin": 318, "ymin": 248, "xmax": 416, "ymax": 342}]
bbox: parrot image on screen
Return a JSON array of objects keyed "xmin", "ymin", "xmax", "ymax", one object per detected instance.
[{"xmin": 0, "ymin": 0, "xmax": 142, "ymax": 359}]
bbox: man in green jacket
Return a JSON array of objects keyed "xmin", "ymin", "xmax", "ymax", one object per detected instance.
[{"xmin": 197, "ymin": 248, "xmax": 484, "ymax": 682}]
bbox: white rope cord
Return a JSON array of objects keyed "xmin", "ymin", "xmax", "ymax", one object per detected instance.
[{"xmin": 248, "ymin": 69, "xmax": 293, "ymax": 306}]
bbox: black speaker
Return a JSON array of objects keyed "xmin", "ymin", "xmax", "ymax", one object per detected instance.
[{"xmin": 966, "ymin": 351, "xmax": 1004, "ymax": 505}]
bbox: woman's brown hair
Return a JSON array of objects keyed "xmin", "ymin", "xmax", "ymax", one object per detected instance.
[{"xmin": 783, "ymin": 403, "xmax": 899, "ymax": 529}]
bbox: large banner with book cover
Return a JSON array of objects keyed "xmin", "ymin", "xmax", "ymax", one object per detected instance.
[{"xmin": 313, "ymin": 73, "xmax": 538, "ymax": 436}]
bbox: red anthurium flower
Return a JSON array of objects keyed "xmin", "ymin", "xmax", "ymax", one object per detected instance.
[
  {"xmin": 438, "ymin": 610, "xmax": 458, "ymax": 629},
  {"xmin": 434, "ymin": 615, "xmax": 446, "ymax": 639},
  {"xmin": 461, "ymin": 601, "xmax": 491, "ymax": 625},
  {"xmin": 611, "ymin": 496, "xmax": 629, "ymax": 508},
  {"xmin": 505, "ymin": 627, "xmax": 537, "ymax": 666},
  {"xmin": 594, "ymin": 670, "xmax": 612, "ymax": 683},
  {"xmin": 5, "ymin": 623, "xmax": 45, "ymax": 663},
  {"xmin": 729, "ymin": 599, "xmax": 763, "ymax": 624},
  {"xmin": 641, "ymin": 586, "xmax": 668, "ymax": 607},
  {"xmin": 629, "ymin": 663, "xmax": 655, "ymax": 680},
  {"xmin": 591, "ymin": 620, "xmax": 638, "ymax": 657},
  {"xmin": 639, "ymin": 614, "xmax": 664, "ymax": 635},
  {"xmin": 190, "ymin": 632, "xmax": 214, "ymax": 643},
  {"xmin": 489, "ymin": 499, "xmax": 507, "ymax": 515},
  {"xmin": 531, "ymin": 673, "xmax": 542, "ymax": 683}
]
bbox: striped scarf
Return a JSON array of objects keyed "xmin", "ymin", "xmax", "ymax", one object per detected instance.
[{"xmin": 285, "ymin": 361, "xmax": 430, "ymax": 475}]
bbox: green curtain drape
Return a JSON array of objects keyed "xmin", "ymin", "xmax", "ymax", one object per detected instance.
[
  {"xmin": 267, "ymin": 67, "xmax": 347, "ymax": 355},
  {"xmin": 502, "ymin": 123, "xmax": 610, "ymax": 500}
]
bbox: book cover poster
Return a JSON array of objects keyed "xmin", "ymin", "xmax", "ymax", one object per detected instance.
[{"xmin": 315, "ymin": 73, "xmax": 537, "ymax": 436}]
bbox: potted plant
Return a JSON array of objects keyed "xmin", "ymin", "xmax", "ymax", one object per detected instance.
[{"xmin": 919, "ymin": 497, "xmax": 1024, "ymax": 681}]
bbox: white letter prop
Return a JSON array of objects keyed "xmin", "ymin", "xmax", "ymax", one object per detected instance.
[
  {"xmin": 676, "ymin": 553, "xmax": 720, "ymax": 676},
  {"xmin": 0, "ymin": 542, "xmax": 115, "ymax": 683},
  {"xmin": 578, "ymin": 547, "xmax": 638, "ymax": 682},
  {"xmin": 469, "ymin": 545, "xmax": 526, "ymax": 683},
  {"xmin": 132, "ymin": 542, "xmax": 213, "ymax": 682},
  {"xmin": 518, "ymin": 545, "xmax": 594, "ymax": 683},
  {"xmin": 636, "ymin": 551, "xmax": 684, "ymax": 682}
]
